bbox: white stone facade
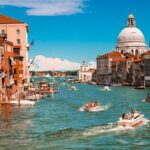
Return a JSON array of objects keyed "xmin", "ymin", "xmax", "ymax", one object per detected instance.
[{"xmin": 78, "ymin": 61, "xmax": 95, "ymax": 82}]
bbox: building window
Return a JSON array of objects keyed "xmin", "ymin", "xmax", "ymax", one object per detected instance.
[
  {"xmin": 135, "ymin": 49, "xmax": 139, "ymax": 55},
  {"xmin": 14, "ymin": 68, "xmax": 17, "ymax": 74},
  {"xmin": 1, "ymin": 29, "xmax": 5, "ymax": 34},
  {"xmin": 16, "ymin": 29, "xmax": 20, "ymax": 35},
  {"xmin": 84, "ymin": 75, "xmax": 86, "ymax": 80},
  {"xmin": 17, "ymin": 39, "xmax": 21, "ymax": 44},
  {"xmin": 131, "ymin": 49, "xmax": 134, "ymax": 55},
  {"xmin": 15, "ymin": 80, "xmax": 17, "ymax": 85}
]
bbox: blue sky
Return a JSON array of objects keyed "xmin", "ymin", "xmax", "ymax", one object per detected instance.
[{"xmin": 0, "ymin": 0, "xmax": 150, "ymax": 63}]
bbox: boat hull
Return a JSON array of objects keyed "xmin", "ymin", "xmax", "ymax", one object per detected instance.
[{"xmin": 117, "ymin": 115, "xmax": 144, "ymax": 127}]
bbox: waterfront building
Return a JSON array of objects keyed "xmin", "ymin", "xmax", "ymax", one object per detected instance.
[
  {"xmin": 142, "ymin": 51, "xmax": 150, "ymax": 86},
  {"xmin": 0, "ymin": 14, "xmax": 29, "ymax": 82},
  {"xmin": 96, "ymin": 51, "xmax": 123, "ymax": 84},
  {"xmin": 0, "ymin": 33, "xmax": 15, "ymax": 101},
  {"xmin": 129, "ymin": 56, "xmax": 144, "ymax": 86},
  {"xmin": 78, "ymin": 61, "xmax": 96, "ymax": 82}
]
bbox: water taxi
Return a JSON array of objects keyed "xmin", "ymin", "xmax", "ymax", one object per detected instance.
[
  {"xmin": 79, "ymin": 101, "xmax": 102, "ymax": 112},
  {"xmin": 117, "ymin": 110, "xmax": 144, "ymax": 127}
]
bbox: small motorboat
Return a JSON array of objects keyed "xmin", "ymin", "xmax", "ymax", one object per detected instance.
[
  {"xmin": 101, "ymin": 86, "xmax": 112, "ymax": 91},
  {"xmin": 10, "ymin": 100, "xmax": 35, "ymax": 106},
  {"xmin": 146, "ymin": 93, "xmax": 150, "ymax": 102},
  {"xmin": 62, "ymin": 82, "xmax": 69, "ymax": 87},
  {"xmin": 134, "ymin": 86, "xmax": 145, "ymax": 90},
  {"xmin": 117, "ymin": 110, "xmax": 144, "ymax": 127},
  {"xmin": 79, "ymin": 101, "xmax": 102, "ymax": 112},
  {"xmin": 70, "ymin": 86, "xmax": 77, "ymax": 91}
]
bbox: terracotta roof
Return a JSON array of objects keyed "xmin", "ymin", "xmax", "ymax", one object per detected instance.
[
  {"xmin": 97, "ymin": 51, "xmax": 122, "ymax": 59},
  {"xmin": 112, "ymin": 57, "xmax": 125, "ymax": 62},
  {"xmin": 0, "ymin": 14, "xmax": 24, "ymax": 24},
  {"xmin": 142, "ymin": 51, "xmax": 150, "ymax": 56}
]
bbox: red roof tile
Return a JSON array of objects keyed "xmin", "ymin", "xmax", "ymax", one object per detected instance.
[{"xmin": 0, "ymin": 14, "xmax": 24, "ymax": 24}]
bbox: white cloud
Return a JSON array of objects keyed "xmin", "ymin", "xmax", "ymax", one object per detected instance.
[
  {"xmin": 89, "ymin": 61, "xmax": 96, "ymax": 69},
  {"xmin": 29, "ymin": 55, "xmax": 80, "ymax": 71},
  {"xmin": 29, "ymin": 55, "xmax": 96, "ymax": 71},
  {"xmin": 0, "ymin": 0, "xmax": 87, "ymax": 16}
]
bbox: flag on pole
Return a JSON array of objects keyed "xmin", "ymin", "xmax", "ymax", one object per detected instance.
[
  {"xmin": 29, "ymin": 39, "xmax": 34, "ymax": 48},
  {"xmin": 28, "ymin": 57, "xmax": 35, "ymax": 69}
]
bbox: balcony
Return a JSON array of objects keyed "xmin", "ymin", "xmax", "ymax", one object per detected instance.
[{"xmin": 0, "ymin": 33, "xmax": 7, "ymax": 40}]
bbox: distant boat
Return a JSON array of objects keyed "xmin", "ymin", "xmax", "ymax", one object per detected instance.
[
  {"xmin": 10, "ymin": 100, "xmax": 35, "ymax": 106},
  {"xmin": 70, "ymin": 86, "xmax": 77, "ymax": 91},
  {"xmin": 134, "ymin": 86, "xmax": 145, "ymax": 90},
  {"xmin": 79, "ymin": 101, "xmax": 102, "ymax": 112},
  {"xmin": 101, "ymin": 86, "xmax": 112, "ymax": 91},
  {"xmin": 45, "ymin": 74, "xmax": 51, "ymax": 78}
]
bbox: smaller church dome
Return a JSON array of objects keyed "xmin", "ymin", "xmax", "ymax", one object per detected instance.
[{"xmin": 128, "ymin": 13, "xmax": 134, "ymax": 19}]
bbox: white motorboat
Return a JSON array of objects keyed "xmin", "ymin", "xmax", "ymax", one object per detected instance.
[
  {"xmin": 101, "ymin": 86, "xmax": 112, "ymax": 91},
  {"xmin": 70, "ymin": 86, "xmax": 77, "ymax": 91},
  {"xmin": 45, "ymin": 74, "xmax": 52, "ymax": 78},
  {"xmin": 62, "ymin": 82, "xmax": 69, "ymax": 87},
  {"xmin": 80, "ymin": 104, "xmax": 102, "ymax": 112},
  {"xmin": 79, "ymin": 101, "xmax": 107, "ymax": 112},
  {"xmin": 10, "ymin": 100, "xmax": 35, "ymax": 106},
  {"xmin": 117, "ymin": 111, "xmax": 144, "ymax": 127}
]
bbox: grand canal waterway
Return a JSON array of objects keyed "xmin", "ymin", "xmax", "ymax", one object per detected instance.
[{"xmin": 0, "ymin": 78, "xmax": 150, "ymax": 150}]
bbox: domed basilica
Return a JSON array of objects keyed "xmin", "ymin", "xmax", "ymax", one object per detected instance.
[{"xmin": 116, "ymin": 13, "xmax": 146, "ymax": 55}]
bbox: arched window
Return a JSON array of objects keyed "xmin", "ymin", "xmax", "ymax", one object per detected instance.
[
  {"xmin": 135, "ymin": 49, "xmax": 138, "ymax": 55},
  {"xmin": 131, "ymin": 49, "xmax": 134, "ymax": 55},
  {"xmin": 84, "ymin": 75, "xmax": 86, "ymax": 80}
]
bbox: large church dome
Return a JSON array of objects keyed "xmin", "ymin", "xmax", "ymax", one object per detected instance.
[
  {"xmin": 118, "ymin": 27, "xmax": 146, "ymax": 46},
  {"xmin": 116, "ymin": 13, "xmax": 146, "ymax": 55}
]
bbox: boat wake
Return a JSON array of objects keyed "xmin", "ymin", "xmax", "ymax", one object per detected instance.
[
  {"xmin": 82, "ymin": 124, "xmax": 133, "ymax": 137},
  {"xmin": 82, "ymin": 118, "xmax": 149, "ymax": 137},
  {"xmin": 48, "ymin": 118, "xmax": 149, "ymax": 142},
  {"xmin": 142, "ymin": 99, "xmax": 146, "ymax": 102},
  {"xmin": 79, "ymin": 104, "xmax": 111, "ymax": 112}
]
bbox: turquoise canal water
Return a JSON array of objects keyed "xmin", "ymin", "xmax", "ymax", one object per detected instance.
[{"xmin": 0, "ymin": 77, "xmax": 150, "ymax": 150}]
